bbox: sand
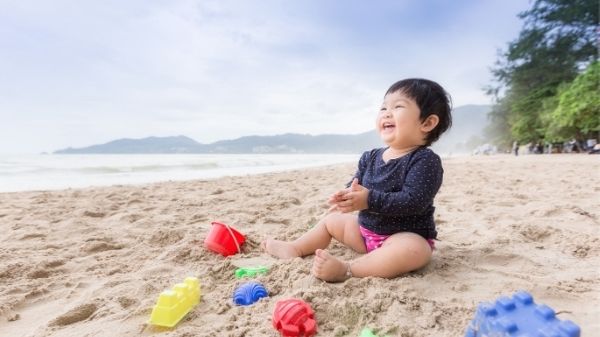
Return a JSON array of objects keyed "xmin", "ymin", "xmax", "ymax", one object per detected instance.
[{"xmin": 0, "ymin": 154, "xmax": 598, "ymax": 337}]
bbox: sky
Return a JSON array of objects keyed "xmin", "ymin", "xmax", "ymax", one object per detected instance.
[{"xmin": 0, "ymin": 0, "xmax": 531, "ymax": 154}]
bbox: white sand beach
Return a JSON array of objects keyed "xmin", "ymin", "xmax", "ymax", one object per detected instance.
[{"xmin": 0, "ymin": 154, "xmax": 598, "ymax": 336}]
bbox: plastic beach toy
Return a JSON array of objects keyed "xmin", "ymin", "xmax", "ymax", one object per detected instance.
[
  {"xmin": 360, "ymin": 328, "xmax": 378, "ymax": 337},
  {"xmin": 149, "ymin": 277, "xmax": 201, "ymax": 327},
  {"xmin": 464, "ymin": 291, "xmax": 580, "ymax": 337},
  {"xmin": 272, "ymin": 298, "xmax": 317, "ymax": 337},
  {"xmin": 360, "ymin": 328, "xmax": 390, "ymax": 337},
  {"xmin": 235, "ymin": 266, "xmax": 269, "ymax": 279},
  {"xmin": 204, "ymin": 221, "xmax": 245, "ymax": 256},
  {"xmin": 233, "ymin": 281, "xmax": 268, "ymax": 306}
]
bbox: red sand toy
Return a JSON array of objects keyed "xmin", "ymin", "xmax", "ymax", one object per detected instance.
[
  {"xmin": 204, "ymin": 221, "xmax": 245, "ymax": 256},
  {"xmin": 272, "ymin": 298, "xmax": 317, "ymax": 337}
]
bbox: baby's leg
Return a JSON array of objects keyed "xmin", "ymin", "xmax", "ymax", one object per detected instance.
[
  {"xmin": 264, "ymin": 213, "xmax": 366, "ymax": 259},
  {"xmin": 312, "ymin": 232, "xmax": 432, "ymax": 281}
]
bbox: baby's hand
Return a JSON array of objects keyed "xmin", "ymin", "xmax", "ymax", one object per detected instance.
[
  {"xmin": 328, "ymin": 188, "xmax": 350, "ymax": 205},
  {"xmin": 335, "ymin": 178, "xmax": 369, "ymax": 213},
  {"xmin": 327, "ymin": 188, "xmax": 350, "ymax": 213}
]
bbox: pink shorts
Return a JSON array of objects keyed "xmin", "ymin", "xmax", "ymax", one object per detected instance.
[{"xmin": 359, "ymin": 226, "xmax": 435, "ymax": 253}]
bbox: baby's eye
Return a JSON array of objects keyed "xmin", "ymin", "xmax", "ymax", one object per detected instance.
[
  {"xmin": 379, "ymin": 108, "xmax": 387, "ymax": 112},
  {"xmin": 395, "ymin": 105, "xmax": 405, "ymax": 109}
]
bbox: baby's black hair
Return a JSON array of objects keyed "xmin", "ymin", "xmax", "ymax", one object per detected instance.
[{"xmin": 385, "ymin": 78, "xmax": 452, "ymax": 146}]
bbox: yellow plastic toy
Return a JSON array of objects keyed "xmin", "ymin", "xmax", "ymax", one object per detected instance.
[{"xmin": 149, "ymin": 277, "xmax": 201, "ymax": 327}]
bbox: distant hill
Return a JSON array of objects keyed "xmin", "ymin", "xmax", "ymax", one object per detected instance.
[
  {"xmin": 54, "ymin": 105, "xmax": 490, "ymax": 154},
  {"xmin": 206, "ymin": 132, "xmax": 382, "ymax": 153},
  {"xmin": 431, "ymin": 104, "xmax": 491, "ymax": 154},
  {"xmin": 54, "ymin": 135, "xmax": 205, "ymax": 154},
  {"xmin": 54, "ymin": 133, "xmax": 383, "ymax": 154}
]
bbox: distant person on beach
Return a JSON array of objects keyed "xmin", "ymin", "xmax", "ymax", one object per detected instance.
[
  {"xmin": 512, "ymin": 141, "xmax": 519, "ymax": 156},
  {"xmin": 536, "ymin": 142, "xmax": 544, "ymax": 154},
  {"xmin": 568, "ymin": 139, "xmax": 580, "ymax": 153},
  {"xmin": 263, "ymin": 79, "xmax": 452, "ymax": 282}
]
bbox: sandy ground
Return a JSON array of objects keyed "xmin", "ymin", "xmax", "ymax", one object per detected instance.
[{"xmin": 0, "ymin": 154, "xmax": 598, "ymax": 337}]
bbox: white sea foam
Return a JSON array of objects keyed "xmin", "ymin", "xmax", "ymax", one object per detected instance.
[{"xmin": 0, "ymin": 154, "xmax": 359, "ymax": 192}]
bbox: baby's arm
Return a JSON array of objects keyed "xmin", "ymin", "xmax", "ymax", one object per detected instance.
[
  {"xmin": 329, "ymin": 151, "xmax": 370, "ymax": 212},
  {"xmin": 333, "ymin": 178, "xmax": 369, "ymax": 213},
  {"xmin": 368, "ymin": 154, "xmax": 443, "ymax": 216}
]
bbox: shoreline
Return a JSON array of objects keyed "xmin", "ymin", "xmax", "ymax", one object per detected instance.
[
  {"xmin": 0, "ymin": 153, "xmax": 360, "ymax": 194},
  {"xmin": 0, "ymin": 162, "xmax": 355, "ymax": 195},
  {"xmin": 1, "ymin": 152, "xmax": 590, "ymax": 195}
]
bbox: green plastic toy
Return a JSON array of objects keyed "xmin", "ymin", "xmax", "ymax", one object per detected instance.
[
  {"xmin": 235, "ymin": 266, "xmax": 269, "ymax": 279},
  {"xmin": 360, "ymin": 328, "xmax": 390, "ymax": 337}
]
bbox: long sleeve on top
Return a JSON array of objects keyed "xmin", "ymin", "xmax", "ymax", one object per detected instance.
[{"xmin": 348, "ymin": 146, "xmax": 443, "ymax": 239}]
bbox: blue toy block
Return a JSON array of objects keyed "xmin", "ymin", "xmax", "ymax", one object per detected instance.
[
  {"xmin": 233, "ymin": 281, "xmax": 268, "ymax": 306},
  {"xmin": 464, "ymin": 291, "xmax": 580, "ymax": 337}
]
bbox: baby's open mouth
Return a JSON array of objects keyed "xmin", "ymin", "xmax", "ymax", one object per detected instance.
[{"xmin": 382, "ymin": 122, "xmax": 395, "ymax": 131}]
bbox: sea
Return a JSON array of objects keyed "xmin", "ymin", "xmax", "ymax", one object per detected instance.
[{"xmin": 0, "ymin": 154, "xmax": 360, "ymax": 193}]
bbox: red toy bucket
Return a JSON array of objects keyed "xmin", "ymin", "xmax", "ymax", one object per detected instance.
[{"xmin": 204, "ymin": 221, "xmax": 246, "ymax": 256}]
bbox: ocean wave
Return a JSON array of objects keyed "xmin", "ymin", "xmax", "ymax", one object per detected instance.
[
  {"xmin": 0, "ymin": 162, "xmax": 222, "ymax": 175},
  {"xmin": 0, "ymin": 154, "xmax": 358, "ymax": 192}
]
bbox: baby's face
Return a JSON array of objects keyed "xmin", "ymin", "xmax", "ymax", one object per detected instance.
[{"xmin": 376, "ymin": 90, "xmax": 424, "ymax": 148}]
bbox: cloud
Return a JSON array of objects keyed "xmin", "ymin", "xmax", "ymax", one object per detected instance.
[{"xmin": 0, "ymin": 0, "xmax": 529, "ymax": 153}]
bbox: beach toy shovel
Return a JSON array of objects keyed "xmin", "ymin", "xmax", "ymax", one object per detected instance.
[{"xmin": 204, "ymin": 221, "xmax": 245, "ymax": 256}]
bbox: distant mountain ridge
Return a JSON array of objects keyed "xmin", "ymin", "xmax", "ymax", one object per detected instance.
[
  {"xmin": 54, "ymin": 105, "xmax": 490, "ymax": 154},
  {"xmin": 54, "ymin": 132, "xmax": 382, "ymax": 154},
  {"xmin": 55, "ymin": 136, "xmax": 201, "ymax": 154}
]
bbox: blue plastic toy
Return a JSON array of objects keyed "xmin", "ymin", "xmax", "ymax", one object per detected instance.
[
  {"xmin": 233, "ymin": 281, "xmax": 268, "ymax": 306},
  {"xmin": 464, "ymin": 291, "xmax": 580, "ymax": 337}
]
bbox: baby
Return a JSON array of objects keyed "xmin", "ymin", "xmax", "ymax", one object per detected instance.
[{"xmin": 264, "ymin": 78, "xmax": 452, "ymax": 282}]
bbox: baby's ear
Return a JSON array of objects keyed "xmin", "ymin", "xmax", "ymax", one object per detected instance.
[{"xmin": 420, "ymin": 115, "xmax": 439, "ymax": 132}]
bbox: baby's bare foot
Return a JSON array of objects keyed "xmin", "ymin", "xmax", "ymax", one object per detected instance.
[
  {"xmin": 263, "ymin": 239, "xmax": 301, "ymax": 259},
  {"xmin": 311, "ymin": 249, "xmax": 349, "ymax": 282}
]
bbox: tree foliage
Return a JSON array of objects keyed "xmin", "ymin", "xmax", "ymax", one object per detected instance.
[
  {"xmin": 545, "ymin": 61, "xmax": 600, "ymax": 141},
  {"xmin": 485, "ymin": 0, "xmax": 599, "ymax": 146}
]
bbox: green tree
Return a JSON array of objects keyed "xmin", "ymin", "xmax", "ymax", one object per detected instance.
[
  {"xmin": 485, "ymin": 0, "xmax": 598, "ymax": 145},
  {"xmin": 544, "ymin": 61, "xmax": 600, "ymax": 141}
]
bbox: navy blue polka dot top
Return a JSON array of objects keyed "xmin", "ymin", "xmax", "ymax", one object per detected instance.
[{"xmin": 346, "ymin": 146, "xmax": 443, "ymax": 239}]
